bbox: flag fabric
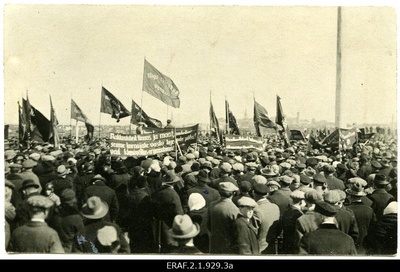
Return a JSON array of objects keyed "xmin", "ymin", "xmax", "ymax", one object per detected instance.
[
  {"xmin": 340, "ymin": 127, "xmax": 357, "ymax": 150},
  {"xmin": 276, "ymin": 95, "xmax": 291, "ymax": 146},
  {"xmin": 100, "ymin": 87, "xmax": 131, "ymax": 122},
  {"xmin": 4, "ymin": 124, "xmax": 9, "ymax": 140},
  {"xmin": 49, "ymin": 96, "xmax": 60, "ymax": 148},
  {"xmin": 131, "ymin": 99, "xmax": 163, "ymax": 128},
  {"xmin": 22, "ymin": 98, "xmax": 51, "ymax": 143},
  {"xmin": 254, "ymin": 100, "xmax": 276, "ymax": 136},
  {"xmin": 210, "ymin": 100, "xmax": 220, "ymax": 144},
  {"xmin": 71, "ymin": 99, "xmax": 95, "ymax": 141},
  {"xmin": 142, "ymin": 59, "xmax": 180, "ymax": 108},
  {"xmin": 18, "ymin": 101, "xmax": 29, "ymax": 144},
  {"xmin": 225, "ymin": 100, "xmax": 240, "ymax": 135},
  {"xmin": 320, "ymin": 128, "xmax": 340, "ymax": 147}
]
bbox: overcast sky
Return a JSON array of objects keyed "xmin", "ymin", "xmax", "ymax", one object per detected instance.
[{"xmin": 2, "ymin": 1, "xmax": 398, "ymax": 128}]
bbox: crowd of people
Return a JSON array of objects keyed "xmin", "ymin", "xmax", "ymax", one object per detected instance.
[{"xmin": 3, "ymin": 130, "xmax": 398, "ymax": 256}]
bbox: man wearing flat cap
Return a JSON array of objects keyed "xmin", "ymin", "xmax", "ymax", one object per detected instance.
[
  {"xmin": 234, "ymin": 196, "xmax": 260, "ymax": 254},
  {"xmin": 268, "ymin": 175, "xmax": 293, "ymax": 217},
  {"xmin": 280, "ymin": 190, "xmax": 306, "ymax": 254},
  {"xmin": 324, "ymin": 190, "xmax": 359, "ymax": 243},
  {"xmin": 207, "ymin": 182, "xmax": 240, "ymax": 254},
  {"xmin": 18, "ymin": 159, "xmax": 42, "ymax": 194},
  {"xmin": 323, "ymin": 164, "xmax": 345, "ymax": 191},
  {"xmin": 253, "ymin": 183, "xmax": 280, "ymax": 254},
  {"xmin": 210, "ymin": 162, "xmax": 239, "ymax": 190},
  {"xmin": 299, "ymin": 200, "xmax": 357, "ymax": 255},
  {"xmin": 9, "ymin": 195, "xmax": 64, "ymax": 253},
  {"xmin": 345, "ymin": 178, "xmax": 377, "ymax": 255},
  {"xmin": 368, "ymin": 173, "xmax": 395, "ymax": 221}
]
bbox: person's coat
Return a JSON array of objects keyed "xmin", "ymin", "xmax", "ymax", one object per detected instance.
[{"xmin": 234, "ymin": 213, "xmax": 260, "ymax": 254}]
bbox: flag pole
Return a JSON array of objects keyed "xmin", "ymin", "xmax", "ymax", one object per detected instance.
[
  {"xmin": 75, "ymin": 120, "xmax": 79, "ymax": 144},
  {"xmin": 140, "ymin": 57, "xmax": 146, "ymax": 123},
  {"xmin": 225, "ymin": 96, "xmax": 229, "ymax": 134},
  {"xmin": 209, "ymin": 90, "xmax": 212, "ymax": 135},
  {"xmin": 99, "ymin": 83, "xmax": 103, "ymax": 139},
  {"xmin": 70, "ymin": 94, "xmax": 73, "ymax": 138}
]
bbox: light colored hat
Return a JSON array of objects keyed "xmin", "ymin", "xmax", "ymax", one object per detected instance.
[
  {"xmin": 41, "ymin": 155, "xmax": 56, "ymax": 162},
  {"xmin": 169, "ymin": 214, "xmax": 200, "ymax": 239},
  {"xmin": 346, "ymin": 178, "xmax": 367, "ymax": 196},
  {"xmin": 267, "ymin": 180, "xmax": 281, "ymax": 188},
  {"xmin": 323, "ymin": 190, "xmax": 342, "ymax": 204},
  {"xmin": 383, "ymin": 201, "xmax": 397, "ymax": 215},
  {"xmin": 81, "ymin": 196, "xmax": 109, "ymax": 219},
  {"xmin": 150, "ymin": 160, "xmax": 161, "ymax": 172},
  {"xmin": 97, "ymin": 226, "xmax": 118, "ymax": 246},
  {"xmin": 57, "ymin": 165, "xmax": 68, "ymax": 176},
  {"xmin": 29, "ymin": 153, "xmax": 41, "ymax": 161},
  {"xmin": 22, "ymin": 159, "xmax": 37, "ymax": 169},
  {"xmin": 188, "ymin": 193, "xmax": 206, "ymax": 211},
  {"xmin": 237, "ymin": 196, "xmax": 258, "ymax": 208},
  {"xmin": 252, "ymin": 175, "xmax": 267, "ymax": 185},
  {"xmin": 27, "ymin": 195, "xmax": 54, "ymax": 209},
  {"xmin": 290, "ymin": 190, "xmax": 306, "ymax": 200},
  {"xmin": 219, "ymin": 181, "xmax": 239, "ymax": 192}
]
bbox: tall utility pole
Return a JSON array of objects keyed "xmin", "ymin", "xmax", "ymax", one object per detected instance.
[{"xmin": 335, "ymin": 6, "xmax": 343, "ymax": 129}]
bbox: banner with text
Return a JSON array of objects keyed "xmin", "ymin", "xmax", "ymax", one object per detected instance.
[
  {"xmin": 224, "ymin": 134, "xmax": 264, "ymax": 151},
  {"xmin": 109, "ymin": 132, "xmax": 175, "ymax": 157},
  {"xmin": 143, "ymin": 124, "xmax": 199, "ymax": 146}
]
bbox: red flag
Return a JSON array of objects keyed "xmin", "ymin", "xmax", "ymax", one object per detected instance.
[
  {"xmin": 225, "ymin": 100, "xmax": 240, "ymax": 135},
  {"xmin": 18, "ymin": 101, "xmax": 29, "ymax": 145},
  {"xmin": 254, "ymin": 100, "xmax": 276, "ymax": 136},
  {"xmin": 71, "ymin": 99, "xmax": 94, "ymax": 140},
  {"xmin": 210, "ymin": 100, "xmax": 220, "ymax": 144},
  {"xmin": 49, "ymin": 96, "xmax": 60, "ymax": 148},
  {"xmin": 142, "ymin": 59, "xmax": 180, "ymax": 108},
  {"xmin": 276, "ymin": 95, "xmax": 291, "ymax": 146}
]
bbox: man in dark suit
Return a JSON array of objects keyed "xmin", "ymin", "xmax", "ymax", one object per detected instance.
[
  {"xmin": 368, "ymin": 174, "xmax": 395, "ymax": 221},
  {"xmin": 299, "ymin": 200, "xmax": 357, "ymax": 255}
]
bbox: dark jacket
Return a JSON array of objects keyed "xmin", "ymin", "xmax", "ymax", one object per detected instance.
[{"xmin": 299, "ymin": 223, "xmax": 357, "ymax": 255}]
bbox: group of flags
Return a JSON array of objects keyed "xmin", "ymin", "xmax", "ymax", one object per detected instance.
[
  {"xmin": 18, "ymin": 95, "xmax": 60, "ymax": 148},
  {"xmin": 209, "ymin": 94, "xmax": 292, "ymax": 146},
  {"xmin": 17, "ymin": 59, "xmax": 181, "ymax": 147}
]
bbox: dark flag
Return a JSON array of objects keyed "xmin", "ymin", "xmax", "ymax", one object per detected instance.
[
  {"xmin": 142, "ymin": 59, "xmax": 180, "ymax": 108},
  {"xmin": 18, "ymin": 101, "xmax": 29, "ymax": 144},
  {"xmin": 210, "ymin": 100, "xmax": 220, "ymax": 144},
  {"xmin": 49, "ymin": 96, "xmax": 60, "ymax": 148},
  {"xmin": 320, "ymin": 128, "xmax": 340, "ymax": 147},
  {"xmin": 22, "ymin": 98, "xmax": 51, "ymax": 143},
  {"xmin": 225, "ymin": 100, "xmax": 240, "ymax": 135},
  {"xmin": 100, "ymin": 87, "xmax": 131, "ymax": 122},
  {"xmin": 276, "ymin": 95, "xmax": 291, "ymax": 146},
  {"xmin": 131, "ymin": 99, "xmax": 163, "ymax": 128},
  {"xmin": 4, "ymin": 124, "xmax": 9, "ymax": 140},
  {"xmin": 254, "ymin": 99, "xmax": 276, "ymax": 136},
  {"xmin": 71, "ymin": 99, "xmax": 95, "ymax": 141}
]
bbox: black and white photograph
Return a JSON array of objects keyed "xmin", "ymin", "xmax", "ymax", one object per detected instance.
[{"xmin": 1, "ymin": 0, "xmax": 398, "ymax": 262}]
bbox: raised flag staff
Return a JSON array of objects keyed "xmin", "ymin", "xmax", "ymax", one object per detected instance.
[
  {"xmin": 253, "ymin": 95, "xmax": 277, "ymax": 137},
  {"xmin": 209, "ymin": 90, "xmax": 220, "ymax": 144},
  {"xmin": 276, "ymin": 95, "xmax": 291, "ymax": 147},
  {"xmin": 49, "ymin": 95, "xmax": 60, "ymax": 148},
  {"xmin": 100, "ymin": 86, "xmax": 131, "ymax": 123},
  {"xmin": 142, "ymin": 58, "xmax": 181, "ymax": 108},
  {"xmin": 71, "ymin": 98, "xmax": 95, "ymax": 142}
]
